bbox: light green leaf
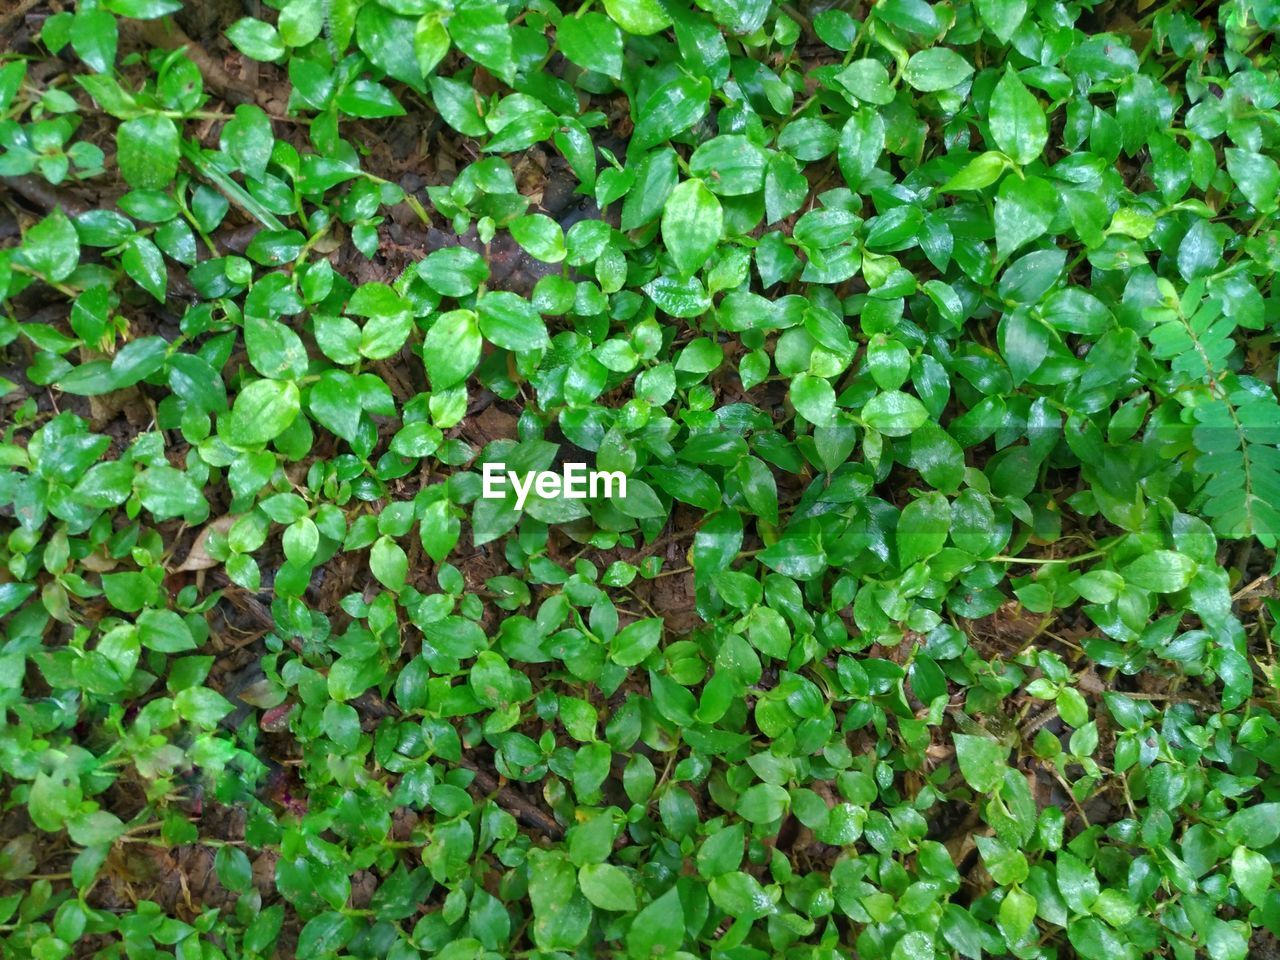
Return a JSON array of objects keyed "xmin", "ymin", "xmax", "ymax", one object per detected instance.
[
  {"xmin": 558, "ymin": 12, "xmax": 623, "ymax": 78},
  {"xmin": 579, "ymin": 863, "xmax": 637, "ymax": 911},
  {"xmin": 954, "ymin": 733, "xmax": 1006, "ymax": 792},
  {"xmin": 228, "ymin": 378, "xmax": 301, "ymax": 446},
  {"xmin": 989, "ymin": 67, "xmax": 1047, "ymax": 166},
  {"xmin": 1120, "ymin": 550, "xmax": 1196, "ymax": 593},
  {"xmin": 903, "ymin": 47, "xmax": 974, "ymax": 92},
  {"xmin": 423, "ymin": 310, "xmax": 481, "ymax": 389}
]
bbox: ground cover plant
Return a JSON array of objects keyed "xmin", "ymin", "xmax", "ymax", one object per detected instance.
[{"xmin": 2, "ymin": 0, "xmax": 1280, "ymax": 956}]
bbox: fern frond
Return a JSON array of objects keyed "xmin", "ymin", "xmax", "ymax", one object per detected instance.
[
  {"xmin": 1190, "ymin": 388, "xmax": 1280, "ymax": 541},
  {"xmin": 1146, "ymin": 292, "xmax": 1235, "ymax": 385},
  {"xmin": 1149, "ymin": 282, "xmax": 1280, "ymax": 542}
]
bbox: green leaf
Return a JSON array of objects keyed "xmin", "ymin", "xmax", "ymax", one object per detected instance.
[
  {"xmin": 450, "ymin": 2, "xmax": 514, "ymax": 81},
  {"xmin": 764, "ymin": 152, "xmax": 809, "ymax": 223},
  {"xmin": 245, "ymin": 315, "xmax": 308, "ymax": 379},
  {"xmin": 227, "ymin": 17, "xmax": 286, "ymax": 60},
  {"xmin": 693, "ymin": 817, "xmax": 745, "ymax": 875},
  {"xmin": 371, "ymin": 535, "xmax": 408, "ymax": 591},
  {"xmin": 510, "ymin": 214, "xmax": 567, "ymax": 264},
  {"xmin": 688, "ymin": 136, "xmax": 767, "ymax": 196},
  {"xmin": 893, "ymin": 932, "xmax": 936, "ymax": 960},
  {"xmin": 709, "ymin": 872, "xmax": 774, "ymax": 921},
  {"xmin": 790, "ymin": 373, "xmax": 836, "ymax": 426},
  {"xmin": 1231, "ymin": 845, "xmax": 1272, "ymax": 907},
  {"xmin": 611, "ymin": 617, "xmax": 662, "ymax": 666},
  {"xmin": 976, "ymin": 0, "xmax": 1026, "ymax": 43},
  {"xmin": 221, "ymin": 104, "xmax": 274, "ymax": 180},
  {"xmin": 838, "ymin": 107, "xmax": 885, "ymax": 190},
  {"xmin": 20, "ymin": 209, "xmax": 79, "ymax": 282},
  {"xmin": 101, "ymin": 572, "xmax": 158, "ymax": 612},
  {"xmin": 903, "ymin": 48, "xmax": 975, "ymax": 92},
  {"xmin": 175, "ymin": 687, "xmax": 234, "ymax": 725},
  {"xmin": 228, "ymin": 378, "xmax": 301, "ymax": 446},
  {"xmin": 558, "ymin": 12, "xmax": 623, "ymax": 78},
  {"xmin": 414, "ymin": 16, "xmax": 450, "ymax": 75},
  {"xmin": 1120, "ymin": 550, "xmax": 1196, "ymax": 593},
  {"xmin": 296, "ymin": 912, "xmax": 356, "ymax": 958},
  {"xmin": 631, "ymin": 76, "xmax": 710, "ymax": 154},
  {"xmin": 103, "ymin": 0, "xmax": 181, "ymax": 18},
  {"xmin": 29, "ymin": 758, "xmax": 82, "ymax": 832},
  {"xmin": 70, "ymin": 9, "xmax": 118, "ymax": 72},
  {"xmin": 661, "ymin": 179, "xmax": 722, "ymax": 276},
  {"xmin": 862, "ymin": 390, "xmax": 928, "ymax": 436},
  {"xmin": 994, "ymin": 174, "xmax": 1057, "ymax": 260},
  {"xmin": 135, "ymin": 465, "xmax": 203, "ymax": 520},
  {"xmin": 309, "ymin": 370, "xmax": 362, "ymax": 442},
  {"xmin": 942, "ymin": 151, "xmax": 1009, "ymax": 191},
  {"xmin": 836, "ymin": 59, "xmax": 894, "ymax": 105},
  {"xmin": 1225, "ymin": 148, "xmax": 1280, "ymax": 213},
  {"xmin": 122, "ymin": 236, "xmax": 167, "ymax": 302},
  {"xmin": 579, "ymin": 863, "xmax": 637, "ymax": 911},
  {"xmin": 1205, "ymin": 919, "xmax": 1248, "ymax": 960},
  {"xmin": 357, "ymin": 5, "xmax": 422, "ymax": 90},
  {"xmin": 478, "ymin": 292, "xmax": 548, "ymax": 351},
  {"xmin": 898, "ymin": 491, "xmax": 950, "ymax": 566},
  {"xmin": 215, "ymin": 846, "xmax": 253, "ymax": 893},
  {"xmin": 737, "ymin": 783, "xmax": 789, "ymax": 823},
  {"xmin": 625, "ymin": 886, "xmax": 684, "ymax": 957},
  {"xmin": 604, "ymin": 0, "xmax": 672, "ymax": 35},
  {"xmin": 1057, "ymin": 851, "xmax": 1100, "ymax": 913},
  {"xmin": 423, "ymin": 310, "xmax": 481, "ymax": 389},
  {"xmin": 621, "ymin": 148, "xmax": 678, "ymax": 230},
  {"xmin": 137, "ymin": 609, "xmax": 197, "ymax": 653},
  {"xmin": 698, "ymin": 0, "xmax": 769, "ymax": 35},
  {"xmin": 757, "ymin": 536, "xmax": 826, "ymax": 581},
  {"xmin": 418, "ymin": 246, "xmax": 489, "ymax": 296},
  {"xmin": 68, "ymin": 810, "xmax": 125, "ymax": 847},
  {"xmin": 989, "ymin": 67, "xmax": 1047, "ymax": 166},
  {"xmin": 429, "ymin": 75, "xmax": 486, "ymax": 135},
  {"xmin": 998, "ymin": 885, "xmax": 1036, "ymax": 941},
  {"xmin": 117, "ymin": 114, "xmax": 179, "ymax": 189},
  {"xmin": 335, "ymin": 79, "xmax": 405, "ymax": 118},
  {"xmin": 1226, "ymin": 804, "xmax": 1280, "ymax": 847},
  {"xmin": 954, "ymin": 733, "xmax": 1006, "ymax": 792},
  {"xmin": 1177, "ymin": 218, "xmax": 1224, "ymax": 281}
]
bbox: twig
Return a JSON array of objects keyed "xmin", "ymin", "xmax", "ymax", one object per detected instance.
[
  {"xmin": 3, "ymin": 175, "xmax": 89, "ymax": 217},
  {"xmin": 456, "ymin": 757, "xmax": 564, "ymax": 840},
  {"xmin": 632, "ymin": 525, "xmax": 697, "ymax": 563},
  {"xmin": 649, "ymin": 565, "xmax": 692, "ymax": 579},
  {"xmin": 128, "ymin": 18, "xmax": 257, "ymax": 105},
  {"xmin": 1232, "ymin": 573, "xmax": 1271, "ymax": 601},
  {"xmin": 623, "ymin": 586, "xmax": 661, "ymax": 620},
  {"xmin": 0, "ymin": 0, "xmax": 43, "ymax": 37}
]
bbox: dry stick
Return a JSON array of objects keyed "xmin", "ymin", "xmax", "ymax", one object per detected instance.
[
  {"xmin": 3, "ymin": 175, "xmax": 89, "ymax": 217},
  {"xmin": 0, "ymin": 0, "xmax": 43, "ymax": 39},
  {"xmin": 301, "ymin": 676, "xmax": 564, "ymax": 841},
  {"xmin": 1232, "ymin": 573, "xmax": 1272, "ymax": 601},
  {"xmin": 128, "ymin": 18, "xmax": 257, "ymax": 106},
  {"xmin": 632, "ymin": 525, "xmax": 697, "ymax": 564},
  {"xmin": 623, "ymin": 586, "xmax": 661, "ymax": 620},
  {"xmin": 457, "ymin": 757, "xmax": 564, "ymax": 841},
  {"xmin": 650, "ymin": 565, "xmax": 693, "ymax": 579}
]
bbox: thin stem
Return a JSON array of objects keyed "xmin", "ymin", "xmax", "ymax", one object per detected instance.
[
  {"xmin": 11, "ymin": 263, "xmax": 78, "ymax": 298},
  {"xmin": 179, "ymin": 139, "xmax": 287, "ymax": 231},
  {"xmin": 987, "ymin": 548, "xmax": 1106, "ymax": 565}
]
